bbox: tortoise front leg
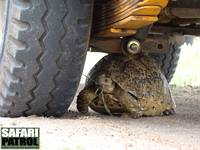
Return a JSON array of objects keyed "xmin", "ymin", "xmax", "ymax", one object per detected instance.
[{"xmin": 77, "ymin": 87, "xmax": 97, "ymax": 114}]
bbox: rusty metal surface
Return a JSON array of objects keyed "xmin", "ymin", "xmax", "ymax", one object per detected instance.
[
  {"xmin": 151, "ymin": 25, "xmax": 200, "ymax": 36},
  {"xmin": 90, "ymin": 38, "xmax": 122, "ymax": 53},
  {"xmin": 158, "ymin": 7, "xmax": 200, "ymax": 25},
  {"xmin": 168, "ymin": 0, "xmax": 200, "ymax": 8},
  {"xmin": 141, "ymin": 36, "xmax": 169, "ymax": 53},
  {"xmin": 169, "ymin": 8, "xmax": 200, "ymax": 19},
  {"xmin": 90, "ymin": 36, "xmax": 169, "ymax": 54}
]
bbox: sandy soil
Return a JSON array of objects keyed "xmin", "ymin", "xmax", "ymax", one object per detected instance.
[{"xmin": 0, "ymin": 86, "xmax": 200, "ymax": 150}]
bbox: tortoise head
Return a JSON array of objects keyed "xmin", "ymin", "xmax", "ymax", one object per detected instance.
[{"xmin": 97, "ymin": 74, "xmax": 116, "ymax": 94}]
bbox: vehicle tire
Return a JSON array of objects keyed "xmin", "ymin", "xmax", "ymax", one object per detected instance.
[
  {"xmin": 0, "ymin": 0, "xmax": 93, "ymax": 117},
  {"xmin": 151, "ymin": 43, "xmax": 181, "ymax": 82}
]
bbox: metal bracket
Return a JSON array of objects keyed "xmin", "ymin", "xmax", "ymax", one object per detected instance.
[{"xmin": 90, "ymin": 35, "xmax": 170, "ymax": 55}]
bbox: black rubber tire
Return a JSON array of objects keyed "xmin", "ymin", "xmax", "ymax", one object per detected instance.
[
  {"xmin": 151, "ymin": 43, "xmax": 181, "ymax": 82},
  {"xmin": 0, "ymin": 0, "xmax": 93, "ymax": 117}
]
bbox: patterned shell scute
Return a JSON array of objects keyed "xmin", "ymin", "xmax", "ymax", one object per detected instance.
[{"xmin": 87, "ymin": 54, "xmax": 175, "ymax": 114}]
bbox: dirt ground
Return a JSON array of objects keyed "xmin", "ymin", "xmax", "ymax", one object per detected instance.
[{"xmin": 0, "ymin": 86, "xmax": 200, "ymax": 150}]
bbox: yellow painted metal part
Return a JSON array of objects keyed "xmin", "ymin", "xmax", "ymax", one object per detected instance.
[
  {"xmin": 93, "ymin": 0, "xmax": 169, "ymax": 38},
  {"xmin": 138, "ymin": 0, "xmax": 168, "ymax": 8},
  {"xmin": 97, "ymin": 28, "xmax": 137, "ymax": 38},
  {"xmin": 132, "ymin": 6, "xmax": 162, "ymax": 16},
  {"xmin": 112, "ymin": 16, "xmax": 158, "ymax": 29}
]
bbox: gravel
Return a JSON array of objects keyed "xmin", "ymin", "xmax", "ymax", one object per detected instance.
[{"xmin": 0, "ymin": 86, "xmax": 199, "ymax": 150}]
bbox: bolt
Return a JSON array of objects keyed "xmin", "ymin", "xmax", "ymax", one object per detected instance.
[{"xmin": 127, "ymin": 40, "xmax": 141, "ymax": 55}]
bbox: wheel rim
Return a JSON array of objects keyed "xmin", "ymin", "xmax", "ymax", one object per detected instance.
[{"xmin": 0, "ymin": 0, "xmax": 7, "ymax": 61}]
